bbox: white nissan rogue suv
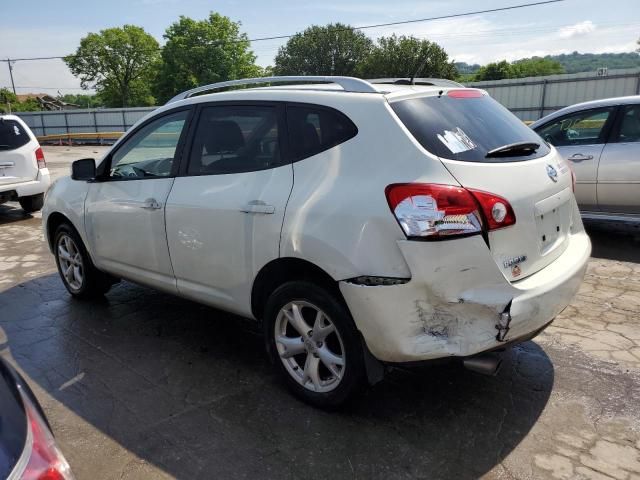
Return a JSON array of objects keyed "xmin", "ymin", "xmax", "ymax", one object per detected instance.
[
  {"xmin": 0, "ymin": 115, "xmax": 50, "ymax": 213},
  {"xmin": 43, "ymin": 76, "xmax": 590, "ymax": 407}
]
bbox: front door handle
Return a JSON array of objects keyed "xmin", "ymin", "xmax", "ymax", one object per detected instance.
[
  {"xmin": 141, "ymin": 198, "xmax": 162, "ymax": 210},
  {"xmin": 568, "ymin": 153, "xmax": 594, "ymax": 162},
  {"xmin": 240, "ymin": 200, "xmax": 275, "ymax": 215}
]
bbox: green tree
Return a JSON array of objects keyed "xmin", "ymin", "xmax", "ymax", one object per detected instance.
[
  {"xmin": 0, "ymin": 89, "xmax": 42, "ymax": 113},
  {"xmin": 154, "ymin": 13, "xmax": 260, "ymax": 103},
  {"xmin": 510, "ymin": 57, "xmax": 564, "ymax": 78},
  {"xmin": 474, "ymin": 58, "xmax": 565, "ymax": 81},
  {"xmin": 358, "ymin": 34, "xmax": 457, "ymax": 79},
  {"xmin": 0, "ymin": 88, "xmax": 17, "ymax": 113},
  {"xmin": 473, "ymin": 60, "xmax": 513, "ymax": 81},
  {"xmin": 10, "ymin": 98, "xmax": 40, "ymax": 112},
  {"xmin": 274, "ymin": 23, "xmax": 373, "ymax": 76},
  {"xmin": 65, "ymin": 25, "xmax": 159, "ymax": 107}
]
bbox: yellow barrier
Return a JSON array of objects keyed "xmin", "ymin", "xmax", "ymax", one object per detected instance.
[{"xmin": 37, "ymin": 132, "xmax": 124, "ymax": 145}]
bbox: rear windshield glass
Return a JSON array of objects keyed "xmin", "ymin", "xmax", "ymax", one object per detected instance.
[
  {"xmin": 390, "ymin": 92, "xmax": 550, "ymax": 162},
  {"xmin": 0, "ymin": 119, "xmax": 30, "ymax": 151}
]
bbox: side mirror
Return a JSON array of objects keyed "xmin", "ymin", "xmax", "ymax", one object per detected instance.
[{"xmin": 71, "ymin": 158, "xmax": 96, "ymax": 181}]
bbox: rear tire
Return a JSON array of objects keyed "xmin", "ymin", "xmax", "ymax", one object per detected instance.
[
  {"xmin": 19, "ymin": 193, "xmax": 44, "ymax": 213},
  {"xmin": 54, "ymin": 223, "xmax": 115, "ymax": 298},
  {"xmin": 264, "ymin": 281, "xmax": 367, "ymax": 408}
]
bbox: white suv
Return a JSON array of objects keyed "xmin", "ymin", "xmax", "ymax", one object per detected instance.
[
  {"xmin": 43, "ymin": 76, "xmax": 591, "ymax": 407},
  {"xmin": 0, "ymin": 115, "xmax": 50, "ymax": 212}
]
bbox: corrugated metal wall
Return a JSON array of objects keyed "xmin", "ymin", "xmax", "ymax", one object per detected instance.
[
  {"xmin": 13, "ymin": 68, "xmax": 640, "ymax": 132},
  {"xmin": 468, "ymin": 68, "xmax": 640, "ymax": 121},
  {"xmin": 16, "ymin": 107, "xmax": 155, "ymax": 136}
]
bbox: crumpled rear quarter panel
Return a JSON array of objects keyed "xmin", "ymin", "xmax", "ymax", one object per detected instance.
[{"xmin": 340, "ymin": 232, "xmax": 590, "ymax": 363}]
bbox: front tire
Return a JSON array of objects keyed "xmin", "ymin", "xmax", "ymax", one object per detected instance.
[
  {"xmin": 19, "ymin": 193, "xmax": 44, "ymax": 213},
  {"xmin": 264, "ymin": 281, "xmax": 367, "ymax": 408},
  {"xmin": 54, "ymin": 223, "xmax": 114, "ymax": 298}
]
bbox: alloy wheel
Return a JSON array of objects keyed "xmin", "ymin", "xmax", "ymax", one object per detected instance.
[
  {"xmin": 57, "ymin": 234, "xmax": 84, "ymax": 291},
  {"xmin": 274, "ymin": 301, "xmax": 346, "ymax": 393}
]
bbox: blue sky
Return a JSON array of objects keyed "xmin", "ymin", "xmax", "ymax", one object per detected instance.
[{"xmin": 1, "ymin": 0, "xmax": 639, "ymax": 94}]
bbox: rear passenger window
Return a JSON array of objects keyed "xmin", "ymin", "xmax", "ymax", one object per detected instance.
[
  {"xmin": 188, "ymin": 105, "xmax": 282, "ymax": 175},
  {"xmin": 287, "ymin": 105, "xmax": 357, "ymax": 160},
  {"xmin": 616, "ymin": 105, "xmax": 640, "ymax": 143},
  {"xmin": 0, "ymin": 119, "xmax": 30, "ymax": 151},
  {"xmin": 535, "ymin": 108, "xmax": 614, "ymax": 147}
]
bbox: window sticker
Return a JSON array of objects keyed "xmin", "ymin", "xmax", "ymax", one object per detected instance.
[
  {"xmin": 437, "ymin": 127, "xmax": 476, "ymax": 154},
  {"xmin": 13, "ymin": 125, "xmax": 21, "ymax": 136}
]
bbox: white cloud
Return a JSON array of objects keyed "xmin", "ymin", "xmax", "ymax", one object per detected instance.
[
  {"xmin": 558, "ymin": 20, "xmax": 596, "ymax": 39},
  {"xmin": 438, "ymin": 22, "xmax": 638, "ymax": 65}
]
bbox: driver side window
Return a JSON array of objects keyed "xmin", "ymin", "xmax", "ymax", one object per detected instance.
[
  {"xmin": 536, "ymin": 107, "xmax": 613, "ymax": 147},
  {"xmin": 110, "ymin": 110, "xmax": 188, "ymax": 179}
]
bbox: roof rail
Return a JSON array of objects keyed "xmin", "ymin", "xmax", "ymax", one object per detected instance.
[
  {"xmin": 368, "ymin": 78, "xmax": 464, "ymax": 88},
  {"xmin": 166, "ymin": 76, "xmax": 379, "ymax": 104}
]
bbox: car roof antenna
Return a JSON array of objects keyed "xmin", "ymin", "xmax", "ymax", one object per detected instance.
[{"xmin": 409, "ymin": 56, "xmax": 430, "ymax": 85}]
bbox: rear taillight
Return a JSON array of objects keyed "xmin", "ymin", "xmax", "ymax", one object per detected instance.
[
  {"xmin": 385, "ymin": 183, "xmax": 515, "ymax": 239},
  {"xmin": 386, "ymin": 184, "xmax": 483, "ymax": 239},
  {"xmin": 19, "ymin": 399, "xmax": 74, "ymax": 480},
  {"xmin": 35, "ymin": 148, "xmax": 46, "ymax": 169},
  {"xmin": 467, "ymin": 188, "xmax": 516, "ymax": 231}
]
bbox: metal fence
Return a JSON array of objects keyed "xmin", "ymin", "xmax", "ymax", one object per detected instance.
[
  {"xmin": 467, "ymin": 68, "xmax": 640, "ymax": 122},
  {"xmin": 15, "ymin": 107, "xmax": 155, "ymax": 137},
  {"xmin": 13, "ymin": 68, "xmax": 640, "ymax": 134}
]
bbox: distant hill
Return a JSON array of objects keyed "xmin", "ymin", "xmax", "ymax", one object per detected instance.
[
  {"xmin": 545, "ymin": 51, "xmax": 640, "ymax": 73},
  {"xmin": 455, "ymin": 51, "xmax": 640, "ymax": 76}
]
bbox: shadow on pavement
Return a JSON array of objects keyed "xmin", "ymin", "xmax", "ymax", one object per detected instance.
[
  {"xmin": 0, "ymin": 203, "xmax": 33, "ymax": 225},
  {"xmin": 0, "ymin": 273, "xmax": 553, "ymax": 479},
  {"xmin": 585, "ymin": 220, "xmax": 640, "ymax": 263}
]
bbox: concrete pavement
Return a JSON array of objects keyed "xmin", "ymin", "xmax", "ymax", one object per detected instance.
[{"xmin": 0, "ymin": 146, "xmax": 638, "ymax": 479}]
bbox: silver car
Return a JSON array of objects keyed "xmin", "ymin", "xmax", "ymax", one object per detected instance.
[{"xmin": 531, "ymin": 96, "xmax": 640, "ymax": 222}]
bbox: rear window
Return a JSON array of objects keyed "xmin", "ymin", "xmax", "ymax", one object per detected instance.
[
  {"xmin": 0, "ymin": 119, "xmax": 30, "ymax": 151},
  {"xmin": 390, "ymin": 92, "xmax": 550, "ymax": 162}
]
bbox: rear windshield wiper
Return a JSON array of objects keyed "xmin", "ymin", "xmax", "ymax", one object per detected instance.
[{"xmin": 485, "ymin": 141, "xmax": 540, "ymax": 158}]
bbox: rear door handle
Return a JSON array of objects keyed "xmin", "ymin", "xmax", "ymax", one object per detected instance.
[
  {"xmin": 568, "ymin": 153, "xmax": 594, "ymax": 162},
  {"xmin": 141, "ymin": 198, "xmax": 162, "ymax": 210},
  {"xmin": 240, "ymin": 201, "xmax": 275, "ymax": 215}
]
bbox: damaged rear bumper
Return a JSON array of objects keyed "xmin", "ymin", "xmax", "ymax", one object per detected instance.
[{"xmin": 339, "ymin": 231, "xmax": 590, "ymax": 363}]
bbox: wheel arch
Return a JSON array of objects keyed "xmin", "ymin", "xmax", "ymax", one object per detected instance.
[
  {"xmin": 251, "ymin": 257, "xmax": 344, "ymax": 321},
  {"xmin": 46, "ymin": 212, "xmax": 83, "ymax": 254}
]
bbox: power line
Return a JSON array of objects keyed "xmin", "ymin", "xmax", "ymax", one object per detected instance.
[
  {"xmin": 245, "ymin": 0, "xmax": 567, "ymax": 42},
  {"xmin": 0, "ymin": 56, "xmax": 67, "ymax": 62},
  {"xmin": 0, "ymin": 0, "xmax": 565, "ymax": 63}
]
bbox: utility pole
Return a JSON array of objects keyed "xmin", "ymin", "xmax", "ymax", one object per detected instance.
[{"xmin": 6, "ymin": 59, "xmax": 17, "ymax": 95}]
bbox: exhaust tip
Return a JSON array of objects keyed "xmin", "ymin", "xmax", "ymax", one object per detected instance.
[{"xmin": 463, "ymin": 353, "xmax": 502, "ymax": 376}]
